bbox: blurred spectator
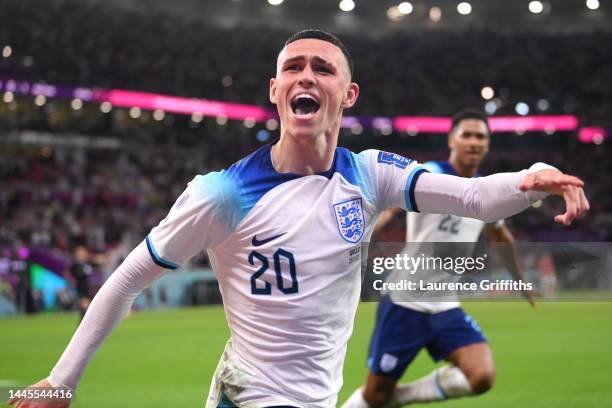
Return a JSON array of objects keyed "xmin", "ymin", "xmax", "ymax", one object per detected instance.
[
  {"xmin": 65, "ymin": 244, "xmax": 93, "ymax": 321},
  {"xmin": 0, "ymin": 0, "xmax": 609, "ymax": 314},
  {"xmin": 0, "ymin": 0, "xmax": 610, "ymax": 124}
]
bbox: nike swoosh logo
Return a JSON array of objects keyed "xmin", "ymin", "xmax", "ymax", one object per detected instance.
[{"xmin": 252, "ymin": 233, "xmax": 287, "ymax": 247}]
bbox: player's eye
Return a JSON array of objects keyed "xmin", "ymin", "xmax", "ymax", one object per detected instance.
[
  {"xmin": 284, "ymin": 64, "xmax": 300, "ymax": 72},
  {"xmin": 315, "ymin": 66, "xmax": 333, "ymax": 74}
]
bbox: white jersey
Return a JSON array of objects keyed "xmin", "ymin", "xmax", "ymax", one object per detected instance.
[
  {"xmin": 147, "ymin": 145, "xmax": 427, "ymax": 407},
  {"xmin": 394, "ymin": 161, "xmax": 503, "ymax": 314}
]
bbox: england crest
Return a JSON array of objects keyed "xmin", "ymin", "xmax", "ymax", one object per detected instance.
[{"xmin": 333, "ymin": 198, "xmax": 365, "ymax": 243}]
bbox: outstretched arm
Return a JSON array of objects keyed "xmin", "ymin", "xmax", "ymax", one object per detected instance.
[
  {"xmin": 49, "ymin": 241, "xmax": 163, "ymax": 389},
  {"xmin": 413, "ymin": 164, "xmax": 588, "ymax": 224},
  {"xmin": 8, "ymin": 174, "xmax": 230, "ymax": 407},
  {"xmin": 9, "ymin": 242, "xmax": 164, "ymax": 407}
]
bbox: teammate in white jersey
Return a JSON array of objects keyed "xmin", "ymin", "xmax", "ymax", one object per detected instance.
[
  {"xmin": 9, "ymin": 31, "xmax": 589, "ymax": 408},
  {"xmin": 342, "ymin": 109, "xmax": 539, "ymax": 408}
]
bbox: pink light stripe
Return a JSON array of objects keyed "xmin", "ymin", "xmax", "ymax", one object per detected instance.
[
  {"xmin": 8, "ymin": 74, "xmax": 579, "ymax": 132},
  {"xmin": 578, "ymin": 127, "xmax": 607, "ymax": 143},
  {"xmin": 104, "ymin": 89, "xmax": 276, "ymax": 122},
  {"xmin": 489, "ymin": 115, "xmax": 578, "ymax": 132},
  {"xmin": 393, "ymin": 115, "xmax": 578, "ymax": 133},
  {"xmin": 393, "ymin": 117, "xmax": 452, "ymax": 133}
]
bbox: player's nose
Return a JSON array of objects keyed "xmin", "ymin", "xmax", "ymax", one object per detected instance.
[
  {"xmin": 467, "ymin": 136, "xmax": 483, "ymax": 146},
  {"xmin": 298, "ymin": 65, "xmax": 316, "ymax": 87}
]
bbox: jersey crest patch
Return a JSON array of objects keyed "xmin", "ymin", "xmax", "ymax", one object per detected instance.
[
  {"xmin": 377, "ymin": 151, "xmax": 412, "ymax": 169},
  {"xmin": 333, "ymin": 198, "xmax": 365, "ymax": 243}
]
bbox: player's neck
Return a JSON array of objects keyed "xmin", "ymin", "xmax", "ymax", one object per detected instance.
[
  {"xmin": 272, "ymin": 131, "xmax": 337, "ymax": 175},
  {"xmin": 448, "ymin": 157, "xmax": 479, "ymax": 178}
]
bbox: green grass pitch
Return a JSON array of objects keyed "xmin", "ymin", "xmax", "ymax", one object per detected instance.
[{"xmin": 1, "ymin": 302, "xmax": 611, "ymax": 407}]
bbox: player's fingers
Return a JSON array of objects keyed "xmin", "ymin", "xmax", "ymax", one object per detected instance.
[
  {"xmin": 564, "ymin": 186, "xmax": 580, "ymax": 225},
  {"xmin": 554, "ymin": 187, "xmax": 575, "ymax": 225},
  {"xmin": 547, "ymin": 177, "xmax": 580, "ymax": 198},
  {"xmin": 572, "ymin": 187, "xmax": 586, "ymax": 220},
  {"xmin": 571, "ymin": 186, "xmax": 583, "ymax": 222},
  {"xmin": 564, "ymin": 187, "xmax": 577, "ymax": 224},
  {"xmin": 564, "ymin": 175, "xmax": 584, "ymax": 187},
  {"xmin": 9, "ymin": 397, "xmax": 24, "ymax": 407},
  {"xmin": 18, "ymin": 399, "xmax": 42, "ymax": 408},
  {"xmin": 555, "ymin": 174, "xmax": 584, "ymax": 188},
  {"xmin": 577, "ymin": 188, "xmax": 590, "ymax": 218},
  {"xmin": 520, "ymin": 173, "xmax": 584, "ymax": 194},
  {"xmin": 563, "ymin": 186, "xmax": 579, "ymax": 225},
  {"xmin": 545, "ymin": 174, "xmax": 583, "ymax": 189}
]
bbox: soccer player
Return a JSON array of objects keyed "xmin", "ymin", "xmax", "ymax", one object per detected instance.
[
  {"xmin": 342, "ymin": 109, "xmax": 539, "ymax": 408},
  {"xmin": 9, "ymin": 30, "xmax": 588, "ymax": 408}
]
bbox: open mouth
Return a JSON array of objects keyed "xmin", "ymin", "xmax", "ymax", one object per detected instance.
[{"xmin": 290, "ymin": 93, "xmax": 320, "ymax": 116}]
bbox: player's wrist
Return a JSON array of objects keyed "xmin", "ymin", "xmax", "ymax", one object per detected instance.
[
  {"xmin": 519, "ymin": 164, "xmax": 559, "ymax": 204},
  {"xmin": 46, "ymin": 374, "xmax": 73, "ymax": 391},
  {"xmin": 527, "ymin": 162, "xmax": 558, "ymax": 174}
]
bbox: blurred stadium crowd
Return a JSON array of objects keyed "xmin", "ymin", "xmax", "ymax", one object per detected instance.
[
  {"xmin": 2, "ymin": 0, "xmax": 611, "ymax": 122},
  {"xmin": 0, "ymin": 0, "xmax": 610, "ymax": 311}
]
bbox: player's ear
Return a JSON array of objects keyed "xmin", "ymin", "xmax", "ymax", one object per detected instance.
[
  {"xmin": 269, "ymin": 78, "xmax": 278, "ymax": 104},
  {"xmin": 341, "ymin": 82, "xmax": 359, "ymax": 109},
  {"xmin": 448, "ymin": 132, "xmax": 454, "ymax": 150}
]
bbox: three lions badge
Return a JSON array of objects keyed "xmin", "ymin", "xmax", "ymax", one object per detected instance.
[{"xmin": 333, "ymin": 198, "xmax": 365, "ymax": 243}]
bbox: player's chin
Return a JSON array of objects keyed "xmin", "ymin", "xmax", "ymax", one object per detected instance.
[
  {"xmin": 287, "ymin": 115, "xmax": 323, "ymax": 135},
  {"xmin": 289, "ymin": 126, "xmax": 323, "ymax": 139},
  {"xmin": 464, "ymin": 154, "xmax": 483, "ymax": 165}
]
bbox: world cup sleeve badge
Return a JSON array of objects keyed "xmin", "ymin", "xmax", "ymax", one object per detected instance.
[
  {"xmin": 333, "ymin": 198, "xmax": 365, "ymax": 243},
  {"xmin": 379, "ymin": 353, "xmax": 399, "ymax": 373}
]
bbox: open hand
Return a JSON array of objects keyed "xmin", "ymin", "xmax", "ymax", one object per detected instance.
[
  {"xmin": 7, "ymin": 378, "xmax": 71, "ymax": 408},
  {"xmin": 519, "ymin": 169, "xmax": 589, "ymax": 225}
]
